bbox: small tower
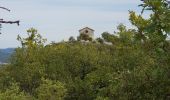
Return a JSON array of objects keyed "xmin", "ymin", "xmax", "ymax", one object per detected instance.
[{"xmin": 79, "ymin": 27, "xmax": 94, "ymax": 39}]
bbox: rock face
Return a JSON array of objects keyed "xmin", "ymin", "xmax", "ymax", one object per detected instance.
[{"xmin": 79, "ymin": 27, "xmax": 94, "ymax": 39}]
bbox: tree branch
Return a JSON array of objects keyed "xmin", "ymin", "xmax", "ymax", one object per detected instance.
[
  {"xmin": 0, "ymin": 7, "xmax": 10, "ymax": 12},
  {"xmin": 0, "ymin": 7, "xmax": 19, "ymax": 34},
  {"xmin": 0, "ymin": 20, "xmax": 20, "ymax": 26}
]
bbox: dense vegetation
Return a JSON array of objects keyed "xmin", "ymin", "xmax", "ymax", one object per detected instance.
[{"xmin": 0, "ymin": 0, "xmax": 170, "ymax": 99}]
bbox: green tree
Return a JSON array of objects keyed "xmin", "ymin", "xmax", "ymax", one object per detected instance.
[
  {"xmin": 17, "ymin": 28, "xmax": 46, "ymax": 48},
  {"xmin": 0, "ymin": 1, "xmax": 170, "ymax": 100},
  {"xmin": 0, "ymin": 83, "xmax": 32, "ymax": 100},
  {"xmin": 36, "ymin": 78, "xmax": 67, "ymax": 100},
  {"xmin": 130, "ymin": 0, "xmax": 170, "ymax": 45},
  {"xmin": 77, "ymin": 34, "xmax": 92, "ymax": 41},
  {"xmin": 10, "ymin": 28, "xmax": 46, "ymax": 94}
]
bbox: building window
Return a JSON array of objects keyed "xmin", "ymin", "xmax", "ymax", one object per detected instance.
[{"xmin": 85, "ymin": 30, "xmax": 88, "ymax": 33}]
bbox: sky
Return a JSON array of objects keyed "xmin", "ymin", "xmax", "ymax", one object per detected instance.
[{"xmin": 0, "ymin": 0, "xmax": 143, "ymax": 48}]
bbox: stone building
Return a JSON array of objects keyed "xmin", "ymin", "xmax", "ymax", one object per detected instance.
[{"xmin": 79, "ymin": 27, "xmax": 94, "ymax": 39}]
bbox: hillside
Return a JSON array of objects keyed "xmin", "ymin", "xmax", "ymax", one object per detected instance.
[
  {"xmin": 0, "ymin": 48, "xmax": 14, "ymax": 63},
  {"xmin": 0, "ymin": 0, "xmax": 170, "ymax": 99}
]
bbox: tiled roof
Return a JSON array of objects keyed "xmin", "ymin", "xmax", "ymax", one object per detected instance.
[{"xmin": 79, "ymin": 27, "xmax": 94, "ymax": 32}]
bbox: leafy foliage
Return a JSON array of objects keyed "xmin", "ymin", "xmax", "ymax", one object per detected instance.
[
  {"xmin": 77, "ymin": 33, "xmax": 93, "ymax": 41},
  {"xmin": 0, "ymin": 0, "xmax": 170, "ymax": 100},
  {"xmin": 36, "ymin": 78, "xmax": 67, "ymax": 100}
]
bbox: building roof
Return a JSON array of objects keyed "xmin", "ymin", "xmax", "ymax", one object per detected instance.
[{"xmin": 79, "ymin": 27, "xmax": 94, "ymax": 32}]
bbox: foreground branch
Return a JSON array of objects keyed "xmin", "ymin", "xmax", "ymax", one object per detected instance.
[
  {"xmin": 0, "ymin": 7, "xmax": 19, "ymax": 34},
  {"xmin": 0, "ymin": 20, "xmax": 20, "ymax": 26},
  {"xmin": 0, "ymin": 7, "xmax": 10, "ymax": 12}
]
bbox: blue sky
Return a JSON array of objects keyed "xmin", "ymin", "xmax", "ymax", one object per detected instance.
[{"xmin": 0, "ymin": 0, "xmax": 143, "ymax": 48}]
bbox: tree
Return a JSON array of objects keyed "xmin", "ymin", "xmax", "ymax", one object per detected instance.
[
  {"xmin": 36, "ymin": 78, "xmax": 67, "ymax": 100},
  {"xmin": 77, "ymin": 34, "xmax": 92, "ymax": 41},
  {"xmin": 0, "ymin": 1, "xmax": 170, "ymax": 99},
  {"xmin": 10, "ymin": 28, "xmax": 46, "ymax": 94},
  {"xmin": 17, "ymin": 28, "xmax": 46, "ymax": 48},
  {"xmin": 101, "ymin": 32, "xmax": 118, "ymax": 43},
  {"xmin": 68, "ymin": 36, "xmax": 76, "ymax": 42},
  {"xmin": 0, "ymin": 83, "xmax": 32, "ymax": 100},
  {"xmin": 96, "ymin": 38, "xmax": 104, "ymax": 44},
  {"xmin": 130, "ymin": 0, "xmax": 170, "ymax": 43}
]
